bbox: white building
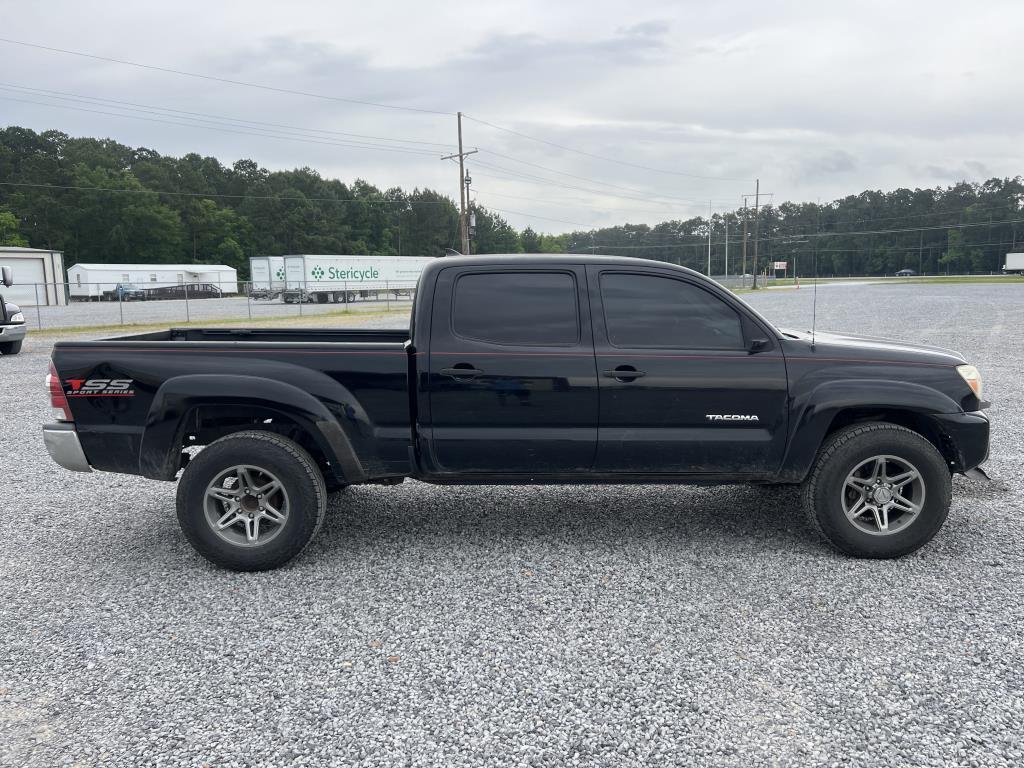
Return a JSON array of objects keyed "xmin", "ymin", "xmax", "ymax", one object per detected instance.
[
  {"xmin": 0, "ymin": 247, "xmax": 67, "ymax": 306},
  {"xmin": 67, "ymin": 263, "xmax": 239, "ymax": 300}
]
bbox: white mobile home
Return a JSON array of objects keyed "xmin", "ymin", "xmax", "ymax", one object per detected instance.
[
  {"xmin": 0, "ymin": 247, "xmax": 67, "ymax": 306},
  {"xmin": 68, "ymin": 263, "xmax": 239, "ymax": 300}
]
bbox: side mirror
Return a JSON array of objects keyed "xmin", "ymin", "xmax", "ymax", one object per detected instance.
[
  {"xmin": 1, "ymin": 266, "xmax": 11, "ymax": 288},
  {"xmin": 748, "ymin": 337, "xmax": 770, "ymax": 354}
]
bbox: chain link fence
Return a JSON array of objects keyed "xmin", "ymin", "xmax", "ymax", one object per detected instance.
[
  {"xmin": 10, "ymin": 280, "xmax": 417, "ymax": 332},
  {"xmin": 7, "ymin": 272, "xmax": 1017, "ymax": 333}
]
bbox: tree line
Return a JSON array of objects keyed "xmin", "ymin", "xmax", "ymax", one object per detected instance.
[{"xmin": 1, "ymin": 126, "xmax": 1021, "ymax": 278}]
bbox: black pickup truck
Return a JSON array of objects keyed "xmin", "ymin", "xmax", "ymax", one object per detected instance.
[{"xmin": 43, "ymin": 255, "xmax": 990, "ymax": 570}]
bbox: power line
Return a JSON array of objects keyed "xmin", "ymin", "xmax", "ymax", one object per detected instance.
[
  {"xmin": 477, "ymin": 148, "xmax": 739, "ymax": 206},
  {"xmin": 462, "ymin": 113, "xmax": 751, "ymax": 182},
  {"xmin": 475, "ymin": 188, "xmax": 695, "ymax": 216},
  {"xmin": 0, "ymin": 95, "xmax": 443, "ymax": 157},
  {"xmin": 0, "ymin": 180, "xmax": 457, "ymax": 205},
  {"xmin": 477, "ymin": 187, "xmax": 1023, "ymax": 242},
  {"xmin": 0, "ymin": 37, "xmax": 453, "ymax": 116},
  {"xmin": 471, "ymin": 159, "xmax": 733, "ymax": 208},
  {"xmin": 571, "ymin": 216, "xmax": 1024, "ymax": 248},
  {"xmin": 479, "ymin": 205, "xmax": 593, "ymax": 229},
  {"xmin": 791, "ymin": 217, "xmax": 1024, "ymax": 241},
  {"xmin": 0, "ymin": 83, "xmax": 456, "ymax": 148},
  {"xmin": 811, "ymin": 201, "xmax": 1023, "ymax": 229}
]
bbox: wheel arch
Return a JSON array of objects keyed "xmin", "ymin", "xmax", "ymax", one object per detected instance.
[
  {"xmin": 778, "ymin": 379, "xmax": 963, "ymax": 482},
  {"xmin": 139, "ymin": 374, "xmax": 367, "ymax": 486}
]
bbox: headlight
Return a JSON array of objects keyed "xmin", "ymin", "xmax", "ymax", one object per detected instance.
[
  {"xmin": 9, "ymin": 311, "xmax": 24, "ymax": 323},
  {"xmin": 956, "ymin": 364, "xmax": 982, "ymax": 399}
]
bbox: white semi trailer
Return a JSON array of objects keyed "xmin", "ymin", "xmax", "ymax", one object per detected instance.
[
  {"xmin": 249, "ymin": 256, "xmax": 286, "ymax": 298},
  {"xmin": 1003, "ymin": 253, "xmax": 1024, "ymax": 274},
  {"xmin": 281, "ymin": 255, "xmax": 434, "ymax": 304}
]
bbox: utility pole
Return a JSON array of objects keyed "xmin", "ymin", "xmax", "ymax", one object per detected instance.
[
  {"xmin": 440, "ymin": 111, "xmax": 477, "ymax": 254},
  {"xmin": 740, "ymin": 182, "xmax": 771, "ymax": 289},
  {"xmin": 707, "ymin": 201, "xmax": 713, "ymax": 275},
  {"xmin": 464, "ymin": 168, "xmax": 473, "ymax": 255},
  {"xmin": 724, "ymin": 216, "xmax": 729, "ymax": 280},
  {"xmin": 752, "ymin": 179, "xmax": 760, "ymax": 289},
  {"xmin": 918, "ymin": 229, "xmax": 924, "ymax": 275},
  {"xmin": 741, "ymin": 199, "xmax": 748, "ymax": 288}
]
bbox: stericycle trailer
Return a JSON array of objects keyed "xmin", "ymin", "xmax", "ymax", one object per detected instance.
[{"xmin": 281, "ymin": 255, "xmax": 433, "ymax": 304}]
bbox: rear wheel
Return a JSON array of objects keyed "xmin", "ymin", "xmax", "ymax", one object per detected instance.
[
  {"xmin": 0, "ymin": 340, "xmax": 22, "ymax": 355},
  {"xmin": 176, "ymin": 431, "xmax": 326, "ymax": 571},
  {"xmin": 803, "ymin": 423, "xmax": 951, "ymax": 558}
]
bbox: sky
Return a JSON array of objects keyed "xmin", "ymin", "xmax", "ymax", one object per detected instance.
[{"xmin": 1, "ymin": 0, "xmax": 1021, "ymax": 234}]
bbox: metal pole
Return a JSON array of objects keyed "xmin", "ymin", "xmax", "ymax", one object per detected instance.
[
  {"xmin": 458, "ymin": 112, "xmax": 469, "ymax": 254},
  {"xmin": 246, "ymin": 281, "xmax": 252, "ymax": 320},
  {"xmin": 707, "ymin": 200, "xmax": 712, "ymax": 275},
  {"xmin": 386, "ymin": 280, "xmax": 391, "ymax": 311},
  {"xmin": 752, "ymin": 179, "xmax": 761, "ymax": 290},
  {"xmin": 724, "ymin": 217, "xmax": 729, "ymax": 282},
  {"xmin": 741, "ymin": 200, "xmax": 749, "ymax": 289},
  {"xmin": 119, "ymin": 287, "xmax": 124, "ymax": 325},
  {"xmin": 34, "ymin": 283, "xmax": 42, "ymax": 330},
  {"xmin": 184, "ymin": 282, "xmax": 190, "ymax": 322}
]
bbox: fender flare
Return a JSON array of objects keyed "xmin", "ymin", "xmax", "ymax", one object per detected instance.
[
  {"xmin": 777, "ymin": 378, "xmax": 962, "ymax": 482},
  {"xmin": 139, "ymin": 374, "xmax": 366, "ymax": 484}
]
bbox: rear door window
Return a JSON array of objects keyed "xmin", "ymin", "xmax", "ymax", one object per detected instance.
[
  {"xmin": 600, "ymin": 272, "xmax": 744, "ymax": 349},
  {"xmin": 452, "ymin": 271, "xmax": 579, "ymax": 346}
]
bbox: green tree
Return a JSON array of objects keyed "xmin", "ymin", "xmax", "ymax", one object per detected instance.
[
  {"xmin": 472, "ymin": 206, "xmax": 520, "ymax": 253},
  {"xmin": 520, "ymin": 227, "xmax": 540, "ymax": 253},
  {"xmin": 0, "ymin": 209, "xmax": 28, "ymax": 246}
]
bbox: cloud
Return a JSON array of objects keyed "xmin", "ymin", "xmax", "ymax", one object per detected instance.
[{"xmin": 1, "ymin": 0, "xmax": 1022, "ymax": 234}]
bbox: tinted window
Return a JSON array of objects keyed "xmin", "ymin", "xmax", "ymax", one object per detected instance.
[
  {"xmin": 600, "ymin": 273, "xmax": 744, "ymax": 349},
  {"xmin": 453, "ymin": 272, "xmax": 579, "ymax": 345}
]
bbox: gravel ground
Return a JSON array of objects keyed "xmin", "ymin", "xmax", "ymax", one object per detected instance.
[{"xmin": 1, "ymin": 283, "xmax": 1022, "ymax": 767}]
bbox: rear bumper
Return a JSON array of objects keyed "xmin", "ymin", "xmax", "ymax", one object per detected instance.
[
  {"xmin": 0, "ymin": 323, "xmax": 26, "ymax": 342},
  {"xmin": 42, "ymin": 423, "xmax": 93, "ymax": 472},
  {"xmin": 933, "ymin": 410, "xmax": 989, "ymax": 473}
]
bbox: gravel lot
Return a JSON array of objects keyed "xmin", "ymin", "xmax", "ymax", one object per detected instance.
[{"xmin": 1, "ymin": 283, "xmax": 1022, "ymax": 767}]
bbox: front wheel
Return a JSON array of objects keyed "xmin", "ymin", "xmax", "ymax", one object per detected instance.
[
  {"xmin": 176, "ymin": 431, "xmax": 327, "ymax": 571},
  {"xmin": 0, "ymin": 340, "xmax": 23, "ymax": 355},
  {"xmin": 803, "ymin": 423, "xmax": 951, "ymax": 558}
]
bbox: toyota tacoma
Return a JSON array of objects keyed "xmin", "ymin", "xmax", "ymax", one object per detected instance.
[{"xmin": 42, "ymin": 255, "xmax": 990, "ymax": 570}]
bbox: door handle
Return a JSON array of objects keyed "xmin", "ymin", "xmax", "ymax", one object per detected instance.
[
  {"xmin": 604, "ymin": 366, "xmax": 646, "ymax": 381},
  {"xmin": 440, "ymin": 365, "xmax": 484, "ymax": 380}
]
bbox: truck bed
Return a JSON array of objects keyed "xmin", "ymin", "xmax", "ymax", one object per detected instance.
[
  {"xmin": 109, "ymin": 326, "xmax": 411, "ymax": 344},
  {"xmin": 51, "ymin": 326, "xmax": 415, "ymax": 482}
]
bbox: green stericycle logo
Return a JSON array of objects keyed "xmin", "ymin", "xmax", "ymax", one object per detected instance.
[
  {"xmin": 275, "ymin": 268, "xmax": 285, "ymax": 279},
  {"xmin": 311, "ymin": 265, "xmax": 381, "ymax": 281}
]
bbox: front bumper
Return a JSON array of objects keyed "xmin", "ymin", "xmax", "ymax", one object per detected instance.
[
  {"xmin": 42, "ymin": 423, "xmax": 92, "ymax": 472},
  {"xmin": 933, "ymin": 410, "xmax": 990, "ymax": 473},
  {"xmin": 0, "ymin": 323, "xmax": 26, "ymax": 342}
]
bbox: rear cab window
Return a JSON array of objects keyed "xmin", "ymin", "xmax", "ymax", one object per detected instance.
[{"xmin": 451, "ymin": 271, "xmax": 579, "ymax": 346}]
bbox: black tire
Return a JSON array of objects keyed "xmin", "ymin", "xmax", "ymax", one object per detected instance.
[
  {"xmin": 176, "ymin": 431, "xmax": 327, "ymax": 571},
  {"xmin": 803, "ymin": 422, "xmax": 951, "ymax": 558},
  {"xmin": 0, "ymin": 340, "xmax": 23, "ymax": 355}
]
